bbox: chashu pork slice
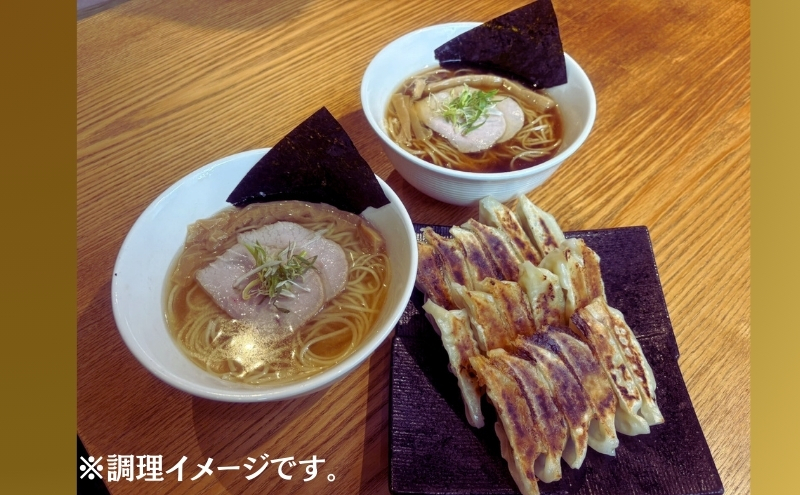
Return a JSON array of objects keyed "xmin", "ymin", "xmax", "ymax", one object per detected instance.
[
  {"xmin": 517, "ymin": 260, "xmax": 567, "ymax": 330},
  {"xmin": 479, "ymin": 196, "xmax": 542, "ymax": 266},
  {"xmin": 415, "ymin": 87, "xmax": 507, "ymax": 154},
  {"xmin": 488, "ymin": 349, "xmax": 567, "ymax": 483},
  {"xmin": 422, "ymin": 299, "xmax": 485, "ymax": 428},
  {"xmin": 236, "ymin": 222, "xmax": 347, "ymax": 300},
  {"xmin": 513, "ymin": 337, "xmax": 591, "ymax": 469},
  {"xmin": 571, "ymin": 299, "xmax": 651, "ymax": 436},
  {"xmin": 196, "ymin": 221, "xmax": 347, "ymax": 334},
  {"xmin": 462, "ymin": 218, "xmax": 523, "ymax": 281},
  {"xmin": 514, "ymin": 195, "xmax": 565, "ymax": 259},
  {"xmin": 470, "ymin": 355, "xmax": 544, "ymax": 495},
  {"xmin": 495, "ymin": 97, "xmax": 525, "ymax": 143},
  {"xmin": 527, "ymin": 327, "xmax": 619, "ymax": 456}
]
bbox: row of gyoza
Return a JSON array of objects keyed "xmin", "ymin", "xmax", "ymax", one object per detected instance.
[{"xmin": 415, "ymin": 196, "xmax": 664, "ymax": 495}]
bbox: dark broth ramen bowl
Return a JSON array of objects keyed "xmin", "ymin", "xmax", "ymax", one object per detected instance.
[
  {"xmin": 361, "ymin": 23, "xmax": 595, "ymax": 206},
  {"xmin": 112, "ymin": 149, "xmax": 418, "ymax": 402}
]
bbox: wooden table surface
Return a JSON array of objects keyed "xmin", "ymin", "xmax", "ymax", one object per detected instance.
[{"xmin": 77, "ymin": 0, "xmax": 750, "ymax": 493}]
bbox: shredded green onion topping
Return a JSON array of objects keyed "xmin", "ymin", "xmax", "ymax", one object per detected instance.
[
  {"xmin": 239, "ymin": 241, "xmax": 318, "ymax": 313},
  {"xmin": 440, "ymin": 85, "xmax": 500, "ymax": 135}
]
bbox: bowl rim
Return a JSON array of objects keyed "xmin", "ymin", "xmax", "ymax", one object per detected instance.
[
  {"xmin": 361, "ymin": 22, "xmax": 596, "ymax": 182},
  {"xmin": 111, "ymin": 148, "xmax": 418, "ymax": 402}
]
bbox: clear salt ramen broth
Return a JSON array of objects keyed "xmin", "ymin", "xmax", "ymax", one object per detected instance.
[
  {"xmin": 385, "ymin": 67, "xmax": 563, "ymax": 173},
  {"xmin": 165, "ymin": 201, "xmax": 391, "ymax": 385}
]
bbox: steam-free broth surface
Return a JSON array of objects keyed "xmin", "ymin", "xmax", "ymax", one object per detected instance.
[
  {"xmin": 165, "ymin": 201, "xmax": 391, "ymax": 385},
  {"xmin": 385, "ymin": 67, "xmax": 563, "ymax": 173}
]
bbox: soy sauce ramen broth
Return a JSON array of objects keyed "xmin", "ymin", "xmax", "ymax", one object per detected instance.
[
  {"xmin": 164, "ymin": 200, "xmax": 391, "ymax": 385},
  {"xmin": 385, "ymin": 67, "xmax": 563, "ymax": 173}
]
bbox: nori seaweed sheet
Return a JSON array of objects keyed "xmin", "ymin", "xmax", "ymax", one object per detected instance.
[
  {"xmin": 434, "ymin": 0, "xmax": 567, "ymax": 89},
  {"xmin": 226, "ymin": 107, "xmax": 390, "ymax": 214}
]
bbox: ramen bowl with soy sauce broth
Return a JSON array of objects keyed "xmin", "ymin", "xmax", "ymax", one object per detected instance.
[
  {"xmin": 361, "ymin": 22, "xmax": 596, "ymax": 206},
  {"xmin": 112, "ymin": 148, "xmax": 418, "ymax": 402}
]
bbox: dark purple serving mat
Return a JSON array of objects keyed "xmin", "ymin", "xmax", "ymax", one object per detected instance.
[{"xmin": 389, "ymin": 225, "xmax": 723, "ymax": 495}]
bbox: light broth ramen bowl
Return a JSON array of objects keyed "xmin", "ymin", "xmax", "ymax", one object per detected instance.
[
  {"xmin": 361, "ymin": 22, "xmax": 596, "ymax": 207},
  {"xmin": 111, "ymin": 149, "xmax": 418, "ymax": 402}
]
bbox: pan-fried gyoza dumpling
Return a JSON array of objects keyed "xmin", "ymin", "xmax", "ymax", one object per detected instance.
[
  {"xmin": 416, "ymin": 242, "xmax": 457, "ymax": 310},
  {"xmin": 559, "ymin": 239, "xmax": 591, "ymax": 310},
  {"xmin": 494, "ymin": 421, "xmax": 539, "ymax": 495},
  {"xmin": 450, "ymin": 225, "xmax": 503, "ymax": 286},
  {"xmin": 422, "ymin": 299, "xmax": 485, "ymax": 428},
  {"xmin": 571, "ymin": 300, "xmax": 651, "ymax": 436},
  {"xmin": 478, "ymin": 196, "xmax": 542, "ymax": 265},
  {"xmin": 488, "ymin": 349, "xmax": 567, "ymax": 483},
  {"xmin": 605, "ymin": 304, "xmax": 664, "ymax": 426},
  {"xmin": 528, "ymin": 327, "xmax": 619, "ymax": 456},
  {"xmin": 539, "ymin": 247, "xmax": 577, "ymax": 317},
  {"xmin": 462, "ymin": 218, "xmax": 523, "ymax": 281},
  {"xmin": 517, "ymin": 260, "xmax": 567, "ymax": 329},
  {"xmin": 513, "ymin": 337, "xmax": 591, "ymax": 469},
  {"xmin": 539, "ymin": 238, "xmax": 605, "ymax": 319},
  {"xmin": 422, "ymin": 227, "xmax": 472, "ymax": 289},
  {"xmin": 514, "ymin": 195, "xmax": 565, "ymax": 258},
  {"xmin": 471, "ymin": 355, "xmax": 544, "ymax": 495},
  {"xmin": 566, "ymin": 237, "xmax": 606, "ymax": 305},
  {"xmin": 451, "ymin": 283, "xmax": 516, "ymax": 352},
  {"xmin": 473, "ymin": 278, "xmax": 537, "ymax": 338},
  {"xmin": 560, "ymin": 238, "xmax": 606, "ymax": 308}
]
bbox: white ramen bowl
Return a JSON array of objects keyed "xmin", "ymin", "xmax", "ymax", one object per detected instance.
[
  {"xmin": 111, "ymin": 149, "xmax": 418, "ymax": 402},
  {"xmin": 361, "ymin": 22, "xmax": 596, "ymax": 206}
]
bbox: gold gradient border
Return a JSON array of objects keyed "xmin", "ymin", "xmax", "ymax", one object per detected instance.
[
  {"xmin": 752, "ymin": 1, "xmax": 795, "ymax": 494},
  {"xmin": 7, "ymin": 1, "xmax": 76, "ymax": 493}
]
